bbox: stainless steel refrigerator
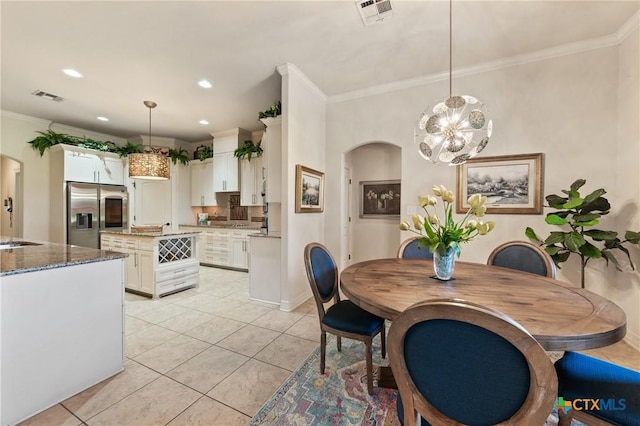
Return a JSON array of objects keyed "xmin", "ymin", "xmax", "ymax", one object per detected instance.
[{"xmin": 67, "ymin": 182, "xmax": 128, "ymax": 249}]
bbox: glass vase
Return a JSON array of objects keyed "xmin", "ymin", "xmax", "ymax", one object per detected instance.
[{"xmin": 433, "ymin": 247, "xmax": 456, "ymax": 280}]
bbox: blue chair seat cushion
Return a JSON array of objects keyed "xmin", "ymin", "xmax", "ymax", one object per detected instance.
[
  {"xmin": 322, "ymin": 300, "xmax": 384, "ymax": 336},
  {"xmin": 555, "ymin": 351, "xmax": 640, "ymax": 426}
]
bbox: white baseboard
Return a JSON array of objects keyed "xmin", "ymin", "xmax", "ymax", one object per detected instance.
[
  {"xmin": 280, "ymin": 288, "xmax": 312, "ymax": 312},
  {"xmin": 624, "ymin": 329, "xmax": 640, "ymax": 352}
]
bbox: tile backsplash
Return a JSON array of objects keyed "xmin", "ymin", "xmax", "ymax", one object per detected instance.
[{"xmin": 191, "ymin": 192, "xmax": 264, "ymax": 225}]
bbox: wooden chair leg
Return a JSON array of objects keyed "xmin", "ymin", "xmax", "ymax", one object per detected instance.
[
  {"xmin": 337, "ymin": 336, "xmax": 342, "ymax": 352},
  {"xmin": 366, "ymin": 339, "xmax": 373, "ymax": 395},
  {"xmin": 320, "ymin": 331, "xmax": 326, "ymax": 374},
  {"xmin": 380, "ymin": 322, "xmax": 386, "ymax": 358}
]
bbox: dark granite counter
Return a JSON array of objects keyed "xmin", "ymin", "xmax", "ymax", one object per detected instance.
[
  {"xmin": 179, "ymin": 224, "xmax": 262, "ymax": 230},
  {"xmin": 248, "ymin": 231, "xmax": 281, "ymax": 239},
  {"xmin": 0, "ymin": 237, "xmax": 127, "ymax": 277}
]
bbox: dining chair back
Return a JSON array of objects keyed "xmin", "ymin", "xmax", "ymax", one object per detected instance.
[
  {"xmin": 554, "ymin": 351, "xmax": 640, "ymax": 426},
  {"xmin": 304, "ymin": 242, "xmax": 386, "ymax": 394},
  {"xmin": 388, "ymin": 298, "xmax": 557, "ymax": 426},
  {"xmin": 397, "ymin": 237, "xmax": 433, "ymax": 259},
  {"xmin": 487, "ymin": 240, "xmax": 556, "ymax": 278}
]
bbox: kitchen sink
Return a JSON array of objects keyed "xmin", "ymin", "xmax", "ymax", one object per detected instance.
[{"xmin": 0, "ymin": 240, "xmax": 42, "ymax": 250}]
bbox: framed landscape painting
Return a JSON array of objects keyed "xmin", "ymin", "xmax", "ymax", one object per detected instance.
[
  {"xmin": 456, "ymin": 153, "xmax": 544, "ymax": 214},
  {"xmin": 295, "ymin": 164, "xmax": 324, "ymax": 213},
  {"xmin": 359, "ymin": 180, "xmax": 401, "ymax": 219}
]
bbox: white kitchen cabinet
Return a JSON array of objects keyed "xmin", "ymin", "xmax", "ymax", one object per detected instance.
[
  {"xmin": 191, "ymin": 158, "xmax": 216, "ymax": 206},
  {"xmin": 133, "ymin": 178, "xmax": 171, "ymax": 226},
  {"xmin": 211, "ymin": 128, "xmax": 251, "ymax": 193},
  {"xmin": 101, "ymin": 232, "xmax": 199, "ymax": 298},
  {"xmin": 213, "ymin": 152, "xmax": 239, "ymax": 192},
  {"xmin": 240, "ymin": 156, "xmax": 264, "ymax": 206},
  {"xmin": 51, "ymin": 144, "xmax": 125, "ymax": 185},
  {"xmin": 179, "ymin": 226, "xmax": 250, "ymax": 271},
  {"xmin": 260, "ymin": 116, "xmax": 282, "ymax": 203}
]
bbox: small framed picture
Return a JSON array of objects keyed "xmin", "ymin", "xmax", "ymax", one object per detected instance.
[
  {"xmin": 359, "ymin": 180, "xmax": 401, "ymax": 219},
  {"xmin": 295, "ymin": 165, "xmax": 324, "ymax": 213},
  {"xmin": 456, "ymin": 153, "xmax": 544, "ymax": 214}
]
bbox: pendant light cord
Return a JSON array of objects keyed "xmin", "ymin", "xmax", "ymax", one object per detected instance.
[{"xmin": 449, "ymin": 0, "xmax": 452, "ymax": 99}]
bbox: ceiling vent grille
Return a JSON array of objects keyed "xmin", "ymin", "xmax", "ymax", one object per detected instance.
[
  {"xmin": 31, "ymin": 90, "xmax": 64, "ymax": 102},
  {"xmin": 356, "ymin": 0, "xmax": 393, "ymax": 26}
]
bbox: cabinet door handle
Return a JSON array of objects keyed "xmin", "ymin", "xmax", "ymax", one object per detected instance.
[
  {"xmin": 97, "ymin": 171, "xmax": 100, "ymax": 182},
  {"xmin": 135, "ymin": 253, "xmax": 138, "ymax": 267}
]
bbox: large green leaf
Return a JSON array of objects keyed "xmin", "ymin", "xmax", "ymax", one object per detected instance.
[
  {"xmin": 525, "ymin": 227, "xmax": 541, "ymax": 242},
  {"xmin": 565, "ymin": 231, "xmax": 585, "ymax": 251},
  {"xmin": 544, "ymin": 232, "xmax": 566, "ymax": 244},
  {"xmin": 551, "ymin": 251, "xmax": 571, "ymax": 266},
  {"xmin": 546, "ymin": 214, "xmax": 568, "ymax": 225},
  {"xmin": 545, "ymin": 246, "xmax": 561, "ymax": 255},
  {"xmin": 584, "ymin": 229, "xmax": 618, "ymax": 241},
  {"xmin": 545, "ymin": 194, "xmax": 567, "ymax": 208},
  {"xmin": 573, "ymin": 213, "xmax": 600, "ymax": 222},
  {"xmin": 625, "ymin": 231, "xmax": 640, "ymax": 244},
  {"xmin": 580, "ymin": 197, "xmax": 611, "ymax": 214},
  {"xmin": 563, "ymin": 196, "xmax": 584, "ymax": 209},
  {"xmin": 573, "ymin": 219, "xmax": 599, "ymax": 227},
  {"xmin": 582, "ymin": 188, "xmax": 606, "ymax": 205},
  {"xmin": 601, "ymin": 250, "xmax": 623, "ymax": 271},
  {"xmin": 578, "ymin": 242, "xmax": 601, "ymax": 258},
  {"xmin": 570, "ymin": 179, "xmax": 586, "ymax": 191}
]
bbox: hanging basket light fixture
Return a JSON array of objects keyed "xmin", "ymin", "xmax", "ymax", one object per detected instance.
[
  {"xmin": 128, "ymin": 100, "xmax": 170, "ymax": 180},
  {"xmin": 415, "ymin": 0, "xmax": 493, "ymax": 166}
]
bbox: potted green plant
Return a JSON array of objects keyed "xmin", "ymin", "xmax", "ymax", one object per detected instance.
[
  {"xmin": 233, "ymin": 140, "xmax": 263, "ymax": 161},
  {"xmin": 196, "ymin": 145, "xmax": 213, "ymax": 161},
  {"xmin": 113, "ymin": 141, "xmax": 142, "ymax": 157},
  {"xmin": 526, "ymin": 179, "xmax": 640, "ymax": 288},
  {"xmin": 27, "ymin": 130, "xmax": 76, "ymax": 156},
  {"xmin": 168, "ymin": 147, "xmax": 191, "ymax": 165},
  {"xmin": 258, "ymin": 100, "xmax": 281, "ymax": 119}
]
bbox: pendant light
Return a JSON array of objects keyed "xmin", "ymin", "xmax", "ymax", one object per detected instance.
[
  {"xmin": 128, "ymin": 100, "xmax": 170, "ymax": 180},
  {"xmin": 414, "ymin": 0, "xmax": 493, "ymax": 166}
]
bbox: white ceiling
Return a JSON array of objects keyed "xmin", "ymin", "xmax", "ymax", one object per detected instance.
[{"xmin": 1, "ymin": 1, "xmax": 638, "ymax": 143}]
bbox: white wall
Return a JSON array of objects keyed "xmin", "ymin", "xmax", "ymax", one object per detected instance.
[
  {"xmin": 348, "ymin": 142, "xmax": 401, "ymax": 263},
  {"xmin": 326, "ymin": 40, "xmax": 640, "ymax": 347},
  {"xmin": 278, "ymin": 63, "xmax": 327, "ymax": 311}
]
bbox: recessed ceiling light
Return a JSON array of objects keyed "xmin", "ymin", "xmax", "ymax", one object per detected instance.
[
  {"xmin": 97, "ymin": 116, "xmax": 109, "ymax": 122},
  {"xmin": 198, "ymin": 80, "xmax": 212, "ymax": 89},
  {"xmin": 63, "ymin": 69, "xmax": 83, "ymax": 78},
  {"xmin": 199, "ymin": 120, "xmax": 209, "ymax": 125}
]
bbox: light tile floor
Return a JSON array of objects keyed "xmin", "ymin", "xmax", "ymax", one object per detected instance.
[
  {"xmin": 18, "ymin": 266, "xmax": 640, "ymax": 426},
  {"xmin": 19, "ymin": 266, "xmax": 319, "ymax": 426}
]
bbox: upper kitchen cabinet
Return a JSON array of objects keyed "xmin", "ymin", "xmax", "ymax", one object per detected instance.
[
  {"xmin": 260, "ymin": 117, "xmax": 282, "ymax": 203},
  {"xmin": 191, "ymin": 158, "xmax": 216, "ymax": 206},
  {"xmin": 51, "ymin": 145, "xmax": 124, "ymax": 185},
  {"xmin": 211, "ymin": 128, "xmax": 251, "ymax": 192},
  {"xmin": 240, "ymin": 155, "xmax": 264, "ymax": 206}
]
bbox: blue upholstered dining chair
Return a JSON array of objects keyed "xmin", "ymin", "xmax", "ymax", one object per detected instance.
[
  {"xmin": 397, "ymin": 237, "xmax": 434, "ymax": 259},
  {"xmin": 303, "ymin": 242, "xmax": 386, "ymax": 395},
  {"xmin": 388, "ymin": 298, "xmax": 558, "ymax": 426},
  {"xmin": 487, "ymin": 240, "xmax": 557, "ymax": 278},
  {"xmin": 554, "ymin": 351, "xmax": 640, "ymax": 425}
]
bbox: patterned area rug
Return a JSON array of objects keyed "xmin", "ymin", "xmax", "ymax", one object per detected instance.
[
  {"xmin": 248, "ymin": 337, "xmax": 399, "ymax": 426},
  {"xmin": 248, "ymin": 337, "xmax": 583, "ymax": 426}
]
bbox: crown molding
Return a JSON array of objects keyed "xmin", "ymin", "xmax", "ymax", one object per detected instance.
[
  {"xmin": 617, "ymin": 10, "xmax": 640, "ymax": 42},
  {"xmin": 277, "ymin": 62, "xmax": 327, "ymax": 101},
  {"xmin": 1, "ymin": 110, "xmax": 51, "ymax": 126},
  {"xmin": 328, "ymin": 30, "xmax": 632, "ymax": 104}
]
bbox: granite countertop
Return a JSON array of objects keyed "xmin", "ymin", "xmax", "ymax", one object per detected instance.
[
  {"xmin": 101, "ymin": 230, "xmax": 201, "ymax": 237},
  {"xmin": 0, "ymin": 237, "xmax": 128, "ymax": 277},
  {"xmin": 179, "ymin": 224, "xmax": 263, "ymax": 230},
  {"xmin": 248, "ymin": 231, "xmax": 281, "ymax": 238}
]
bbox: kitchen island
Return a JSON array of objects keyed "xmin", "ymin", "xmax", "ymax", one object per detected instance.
[
  {"xmin": 101, "ymin": 230, "xmax": 199, "ymax": 298},
  {"xmin": 0, "ymin": 237, "xmax": 127, "ymax": 426}
]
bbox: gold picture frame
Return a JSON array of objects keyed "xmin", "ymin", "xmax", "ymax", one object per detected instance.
[
  {"xmin": 456, "ymin": 153, "xmax": 544, "ymax": 214},
  {"xmin": 295, "ymin": 164, "xmax": 324, "ymax": 213}
]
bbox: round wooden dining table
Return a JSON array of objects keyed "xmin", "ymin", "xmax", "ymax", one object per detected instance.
[{"xmin": 340, "ymin": 258, "xmax": 627, "ymax": 352}]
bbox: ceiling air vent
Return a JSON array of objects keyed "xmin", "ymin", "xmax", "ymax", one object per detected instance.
[
  {"xmin": 356, "ymin": 0, "xmax": 393, "ymax": 26},
  {"xmin": 31, "ymin": 90, "xmax": 64, "ymax": 102}
]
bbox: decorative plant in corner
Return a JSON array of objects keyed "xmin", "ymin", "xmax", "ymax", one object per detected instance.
[
  {"xmin": 233, "ymin": 140, "xmax": 263, "ymax": 161},
  {"xmin": 168, "ymin": 148, "xmax": 191, "ymax": 165},
  {"xmin": 258, "ymin": 100, "xmax": 281, "ymax": 119},
  {"xmin": 526, "ymin": 179, "xmax": 640, "ymax": 288},
  {"xmin": 113, "ymin": 141, "xmax": 142, "ymax": 157},
  {"xmin": 196, "ymin": 145, "xmax": 213, "ymax": 161}
]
